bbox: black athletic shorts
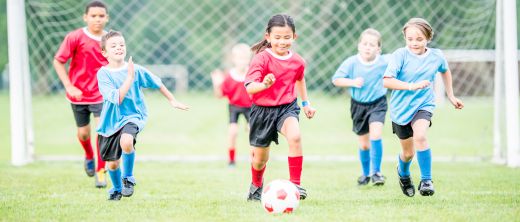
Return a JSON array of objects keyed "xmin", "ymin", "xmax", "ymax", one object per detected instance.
[
  {"xmin": 392, "ymin": 110, "xmax": 433, "ymax": 140},
  {"xmin": 70, "ymin": 103, "xmax": 103, "ymax": 127},
  {"xmin": 98, "ymin": 122, "xmax": 139, "ymax": 161},
  {"xmin": 350, "ymin": 96, "xmax": 387, "ymax": 135},
  {"xmin": 249, "ymin": 99, "xmax": 300, "ymax": 147},
  {"xmin": 229, "ymin": 104, "xmax": 251, "ymax": 124}
]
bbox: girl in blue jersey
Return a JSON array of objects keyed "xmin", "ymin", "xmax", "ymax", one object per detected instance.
[
  {"xmin": 383, "ymin": 18, "xmax": 464, "ymax": 197},
  {"xmin": 96, "ymin": 31, "xmax": 189, "ymax": 200},
  {"xmin": 332, "ymin": 28, "xmax": 389, "ymax": 186}
]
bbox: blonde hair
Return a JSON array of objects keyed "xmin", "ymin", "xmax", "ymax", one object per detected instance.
[
  {"xmin": 359, "ymin": 28, "xmax": 382, "ymax": 47},
  {"xmin": 231, "ymin": 43, "xmax": 251, "ymax": 56},
  {"xmin": 100, "ymin": 30, "xmax": 123, "ymax": 51},
  {"xmin": 402, "ymin": 18, "xmax": 434, "ymax": 41}
]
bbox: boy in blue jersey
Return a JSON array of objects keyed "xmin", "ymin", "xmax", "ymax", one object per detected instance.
[
  {"xmin": 332, "ymin": 29, "xmax": 389, "ymax": 186},
  {"xmin": 383, "ymin": 18, "xmax": 463, "ymax": 197},
  {"xmin": 96, "ymin": 31, "xmax": 189, "ymax": 200}
]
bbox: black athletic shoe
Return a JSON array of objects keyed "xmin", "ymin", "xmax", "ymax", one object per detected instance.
[
  {"xmin": 294, "ymin": 184, "xmax": 307, "ymax": 200},
  {"xmin": 108, "ymin": 189, "xmax": 122, "ymax": 201},
  {"xmin": 228, "ymin": 161, "xmax": 236, "ymax": 167},
  {"xmin": 247, "ymin": 183, "xmax": 262, "ymax": 201},
  {"xmin": 371, "ymin": 172, "xmax": 386, "ymax": 186},
  {"xmin": 398, "ymin": 167, "xmax": 415, "ymax": 197},
  {"xmin": 122, "ymin": 178, "xmax": 136, "ymax": 197},
  {"xmin": 418, "ymin": 180, "xmax": 435, "ymax": 196},
  {"xmin": 357, "ymin": 175, "xmax": 371, "ymax": 186}
]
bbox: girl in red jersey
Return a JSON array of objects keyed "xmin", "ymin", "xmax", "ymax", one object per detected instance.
[
  {"xmin": 245, "ymin": 14, "xmax": 316, "ymax": 201},
  {"xmin": 210, "ymin": 43, "xmax": 253, "ymax": 166}
]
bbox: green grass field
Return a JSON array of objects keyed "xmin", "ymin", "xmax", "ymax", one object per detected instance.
[{"xmin": 0, "ymin": 92, "xmax": 519, "ymax": 221}]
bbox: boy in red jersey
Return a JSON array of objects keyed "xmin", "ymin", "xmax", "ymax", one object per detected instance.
[
  {"xmin": 245, "ymin": 14, "xmax": 316, "ymax": 201},
  {"xmin": 211, "ymin": 43, "xmax": 253, "ymax": 166},
  {"xmin": 53, "ymin": 1, "xmax": 109, "ymax": 188}
]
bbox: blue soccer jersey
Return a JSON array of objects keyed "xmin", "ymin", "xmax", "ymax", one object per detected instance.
[
  {"xmin": 96, "ymin": 63, "xmax": 163, "ymax": 137},
  {"xmin": 332, "ymin": 54, "xmax": 389, "ymax": 103},
  {"xmin": 383, "ymin": 47, "xmax": 448, "ymax": 125}
]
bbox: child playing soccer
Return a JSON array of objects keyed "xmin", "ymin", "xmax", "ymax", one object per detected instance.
[
  {"xmin": 210, "ymin": 43, "xmax": 253, "ymax": 166},
  {"xmin": 383, "ymin": 18, "xmax": 464, "ymax": 197},
  {"xmin": 53, "ymin": 1, "xmax": 109, "ymax": 188},
  {"xmin": 245, "ymin": 14, "xmax": 316, "ymax": 201},
  {"xmin": 96, "ymin": 31, "xmax": 189, "ymax": 200},
  {"xmin": 332, "ymin": 28, "xmax": 389, "ymax": 186}
]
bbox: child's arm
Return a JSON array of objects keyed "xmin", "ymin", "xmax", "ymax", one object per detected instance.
[
  {"xmin": 296, "ymin": 78, "xmax": 316, "ymax": 119},
  {"xmin": 246, "ymin": 73, "xmax": 275, "ymax": 94},
  {"xmin": 441, "ymin": 69, "xmax": 464, "ymax": 109},
  {"xmin": 210, "ymin": 69, "xmax": 225, "ymax": 98},
  {"xmin": 159, "ymin": 85, "xmax": 189, "ymax": 110},
  {"xmin": 383, "ymin": 77, "xmax": 430, "ymax": 91},
  {"xmin": 53, "ymin": 59, "xmax": 83, "ymax": 100},
  {"xmin": 332, "ymin": 77, "xmax": 364, "ymax": 88},
  {"xmin": 117, "ymin": 57, "xmax": 136, "ymax": 104}
]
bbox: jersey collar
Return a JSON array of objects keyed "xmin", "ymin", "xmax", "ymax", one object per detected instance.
[{"xmin": 266, "ymin": 48, "xmax": 293, "ymax": 60}]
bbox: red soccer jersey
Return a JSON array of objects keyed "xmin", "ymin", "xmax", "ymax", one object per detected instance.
[
  {"xmin": 54, "ymin": 27, "xmax": 108, "ymax": 104},
  {"xmin": 220, "ymin": 69, "xmax": 252, "ymax": 108},
  {"xmin": 245, "ymin": 49, "xmax": 305, "ymax": 106}
]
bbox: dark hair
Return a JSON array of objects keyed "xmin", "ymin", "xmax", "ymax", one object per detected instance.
[
  {"xmin": 402, "ymin": 18, "xmax": 434, "ymax": 41},
  {"xmin": 85, "ymin": 1, "xmax": 107, "ymax": 14},
  {"xmin": 101, "ymin": 30, "xmax": 123, "ymax": 50},
  {"xmin": 251, "ymin": 14, "xmax": 296, "ymax": 54}
]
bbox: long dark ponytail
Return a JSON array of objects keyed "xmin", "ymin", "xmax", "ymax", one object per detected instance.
[{"xmin": 251, "ymin": 14, "xmax": 296, "ymax": 54}]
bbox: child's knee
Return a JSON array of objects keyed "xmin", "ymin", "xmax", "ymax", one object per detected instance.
[
  {"xmin": 287, "ymin": 134, "xmax": 301, "ymax": 145},
  {"xmin": 119, "ymin": 135, "xmax": 134, "ymax": 152},
  {"xmin": 107, "ymin": 161, "xmax": 119, "ymax": 170}
]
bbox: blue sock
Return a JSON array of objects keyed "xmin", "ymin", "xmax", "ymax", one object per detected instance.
[
  {"xmin": 359, "ymin": 149, "xmax": 370, "ymax": 176},
  {"xmin": 398, "ymin": 155, "xmax": 412, "ymax": 177},
  {"xmin": 108, "ymin": 168, "xmax": 122, "ymax": 192},
  {"xmin": 417, "ymin": 149, "xmax": 432, "ymax": 180},
  {"xmin": 122, "ymin": 150, "xmax": 135, "ymax": 178},
  {"xmin": 370, "ymin": 139, "xmax": 383, "ymax": 174}
]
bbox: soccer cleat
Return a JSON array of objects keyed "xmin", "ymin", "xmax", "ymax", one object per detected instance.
[
  {"xmin": 108, "ymin": 189, "xmax": 122, "ymax": 201},
  {"xmin": 228, "ymin": 161, "xmax": 236, "ymax": 167},
  {"xmin": 95, "ymin": 169, "xmax": 107, "ymax": 188},
  {"xmin": 122, "ymin": 177, "xmax": 136, "ymax": 197},
  {"xmin": 418, "ymin": 180, "xmax": 435, "ymax": 196},
  {"xmin": 398, "ymin": 167, "xmax": 415, "ymax": 197},
  {"xmin": 247, "ymin": 183, "xmax": 263, "ymax": 201},
  {"xmin": 371, "ymin": 172, "xmax": 386, "ymax": 186},
  {"xmin": 357, "ymin": 175, "xmax": 371, "ymax": 186},
  {"xmin": 84, "ymin": 159, "xmax": 95, "ymax": 177},
  {"xmin": 294, "ymin": 184, "xmax": 307, "ymax": 200}
]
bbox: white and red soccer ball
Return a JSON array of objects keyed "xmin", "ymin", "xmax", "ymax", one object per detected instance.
[{"xmin": 261, "ymin": 179, "xmax": 300, "ymax": 214}]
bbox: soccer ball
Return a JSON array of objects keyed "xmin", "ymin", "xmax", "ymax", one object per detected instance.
[{"xmin": 261, "ymin": 179, "xmax": 300, "ymax": 214}]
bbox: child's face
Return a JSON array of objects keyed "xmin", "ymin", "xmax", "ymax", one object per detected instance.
[
  {"xmin": 102, "ymin": 36, "xmax": 126, "ymax": 62},
  {"xmin": 83, "ymin": 7, "xmax": 108, "ymax": 34},
  {"xmin": 265, "ymin": 26, "xmax": 297, "ymax": 56},
  {"xmin": 231, "ymin": 48, "xmax": 252, "ymax": 69},
  {"xmin": 404, "ymin": 26, "xmax": 428, "ymax": 55},
  {"xmin": 357, "ymin": 34, "xmax": 380, "ymax": 61}
]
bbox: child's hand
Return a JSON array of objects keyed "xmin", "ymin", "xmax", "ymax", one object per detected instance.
[
  {"xmin": 262, "ymin": 73, "xmax": 276, "ymax": 88},
  {"xmin": 303, "ymin": 106, "xmax": 316, "ymax": 119},
  {"xmin": 128, "ymin": 56, "xmax": 135, "ymax": 79},
  {"xmin": 169, "ymin": 100, "xmax": 190, "ymax": 111},
  {"xmin": 449, "ymin": 96, "xmax": 464, "ymax": 109},
  {"xmin": 210, "ymin": 69, "xmax": 224, "ymax": 86},
  {"xmin": 353, "ymin": 77, "xmax": 364, "ymax": 88},
  {"xmin": 411, "ymin": 80, "xmax": 430, "ymax": 90},
  {"xmin": 65, "ymin": 85, "xmax": 83, "ymax": 101}
]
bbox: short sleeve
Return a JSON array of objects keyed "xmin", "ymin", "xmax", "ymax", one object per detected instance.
[
  {"xmin": 383, "ymin": 49, "xmax": 404, "ymax": 78},
  {"xmin": 97, "ymin": 68, "xmax": 120, "ymax": 104},
  {"xmin": 136, "ymin": 65, "xmax": 163, "ymax": 89},
  {"xmin": 54, "ymin": 32, "xmax": 76, "ymax": 63},
  {"xmin": 296, "ymin": 58, "xmax": 306, "ymax": 81},
  {"xmin": 331, "ymin": 58, "xmax": 353, "ymax": 82},
  {"xmin": 244, "ymin": 54, "xmax": 266, "ymax": 86},
  {"xmin": 437, "ymin": 50, "xmax": 449, "ymax": 73}
]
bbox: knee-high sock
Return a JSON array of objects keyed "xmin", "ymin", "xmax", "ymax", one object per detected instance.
[
  {"xmin": 122, "ymin": 150, "xmax": 135, "ymax": 178},
  {"xmin": 370, "ymin": 139, "xmax": 383, "ymax": 174},
  {"xmin": 251, "ymin": 165, "xmax": 266, "ymax": 187},
  {"xmin": 108, "ymin": 168, "xmax": 122, "ymax": 192},
  {"xmin": 95, "ymin": 135, "xmax": 105, "ymax": 171},
  {"xmin": 398, "ymin": 155, "xmax": 412, "ymax": 177},
  {"xmin": 359, "ymin": 149, "xmax": 370, "ymax": 176},
  {"xmin": 228, "ymin": 147, "xmax": 235, "ymax": 162},
  {"xmin": 78, "ymin": 136, "xmax": 94, "ymax": 160},
  {"xmin": 417, "ymin": 149, "xmax": 432, "ymax": 180},
  {"xmin": 288, "ymin": 156, "xmax": 303, "ymax": 185}
]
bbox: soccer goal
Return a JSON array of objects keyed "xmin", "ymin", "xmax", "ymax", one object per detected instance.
[{"xmin": 7, "ymin": 0, "xmax": 519, "ymax": 167}]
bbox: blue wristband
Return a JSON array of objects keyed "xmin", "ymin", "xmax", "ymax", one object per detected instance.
[{"xmin": 302, "ymin": 100, "xmax": 309, "ymax": 107}]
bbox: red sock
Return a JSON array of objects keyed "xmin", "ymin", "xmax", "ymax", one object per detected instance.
[
  {"xmin": 288, "ymin": 156, "xmax": 303, "ymax": 185},
  {"xmin": 228, "ymin": 148, "xmax": 235, "ymax": 162},
  {"xmin": 251, "ymin": 165, "xmax": 266, "ymax": 187},
  {"xmin": 95, "ymin": 135, "xmax": 105, "ymax": 171},
  {"xmin": 78, "ymin": 136, "xmax": 94, "ymax": 160}
]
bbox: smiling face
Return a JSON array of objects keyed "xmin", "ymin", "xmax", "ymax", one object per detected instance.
[
  {"xmin": 83, "ymin": 7, "xmax": 108, "ymax": 35},
  {"xmin": 404, "ymin": 26, "xmax": 429, "ymax": 55},
  {"xmin": 265, "ymin": 25, "xmax": 297, "ymax": 56},
  {"xmin": 357, "ymin": 33, "xmax": 381, "ymax": 61},
  {"xmin": 102, "ymin": 36, "xmax": 126, "ymax": 63}
]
